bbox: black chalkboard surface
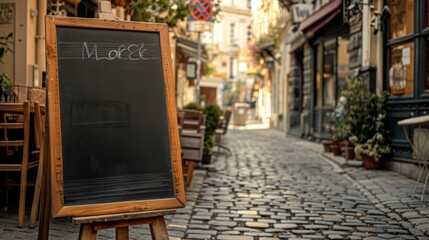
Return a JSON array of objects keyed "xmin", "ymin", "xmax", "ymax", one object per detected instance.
[{"xmin": 46, "ymin": 17, "xmax": 185, "ymax": 218}]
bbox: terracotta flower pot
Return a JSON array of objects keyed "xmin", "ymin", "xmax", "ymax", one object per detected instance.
[
  {"xmin": 322, "ymin": 140, "xmax": 334, "ymax": 153},
  {"xmin": 354, "ymin": 144, "xmax": 363, "ymax": 160},
  {"xmin": 343, "ymin": 146, "xmax": 355, "ymax": 160},
  {"xmin": 339, "ymin": 140, "xmax": 349, "ymax": 156},
  {"xmin": 362, "ymin": 154, "xmax": 382, "ymax": 169},
  {"xmin": 355, "ymin": 151, "xmax": 363, "ymax": 160},
  {"xmin": 330, "ymin": 143, "xmax": 342, "ymax": 156}
]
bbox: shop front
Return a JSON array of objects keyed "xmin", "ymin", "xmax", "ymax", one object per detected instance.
[
  {"xmin": 384, "ymin": 0, "xmax": 429, "ymax": 164},
  {"xmin": 296, "ymin": 0, "xmax": 350, "ymax": 140}
]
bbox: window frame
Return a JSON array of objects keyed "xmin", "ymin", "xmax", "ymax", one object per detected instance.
[{"xmin": 384, "ymin": 0, "xmax": 429, "ymax": 99}]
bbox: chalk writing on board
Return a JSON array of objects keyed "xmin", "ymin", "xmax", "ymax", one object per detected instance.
[{"xmin": 82, "ymin": 42, "xmax": 150, "ymax": 61}]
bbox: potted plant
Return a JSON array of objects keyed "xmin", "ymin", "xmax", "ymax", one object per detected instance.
[
  {"xmin": 184, "ymin": 103, "xmax": 222, "ymax": 164},
  {"xmin": 348, "ymin": 135, "xmax": 360, "ymax": 160},
  {"xmin": 340, "ymin": 76, "xmax": 378, "ymax": 146},
  {"xmin": 326, "ymin": 97, "xmax": 350, "ymax": 156},
  {"xmin": 201, "ymin": 104, "xmax": 222, "ymax": 163},
  {"xmin": 354, "ymin": 92, "xmax": 390, "ymax": 169}
]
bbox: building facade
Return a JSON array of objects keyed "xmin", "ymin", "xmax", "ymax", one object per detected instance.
[
  {"xmin": 275, "ymin": 0, "xmax": 428, "ymax": 180},
  {"xmin": 381, "ymin": 0, "xmax": 429, "ymax": 177},
  {"xmin": 203, "ymin": 0, "xmax": 253, "ymax": 109}
]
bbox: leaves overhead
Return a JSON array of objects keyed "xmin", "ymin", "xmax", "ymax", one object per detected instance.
[{"xmin": 123, "ymin": 0, "xmax": 221, "ymax": 27}]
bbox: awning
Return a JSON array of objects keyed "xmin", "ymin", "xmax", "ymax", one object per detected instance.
[
  {"xmin": 176, "ymin": 36, "xmax": 208, "ymax": 63},
  {"xmin": 258, "ymin": 42, "xmax": 275, "ymax": 58},
  {"xmin": 298, "ymin": 0, "xmax": 342, "ymax": 34}
]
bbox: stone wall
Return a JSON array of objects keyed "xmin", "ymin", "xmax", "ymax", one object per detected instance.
[
  {"xmin": 347, "ymin": 13, "xmax": 362, "ymax": 72},
  {"xmin": 301, "ymin": 43, "xmax": 313, "ymax": 138},
  {"xmin": 287, "ymin": 51, "xmax": 302, "ymax": 136}
]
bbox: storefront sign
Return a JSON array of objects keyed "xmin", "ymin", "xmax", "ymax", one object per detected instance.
[{"xmin": 291, "ymin": 4, "xmax": 313, "ymax": 23}]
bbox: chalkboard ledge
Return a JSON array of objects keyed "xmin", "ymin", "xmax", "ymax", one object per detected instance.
[{"xmin": 72, "ymin": 210, "xmax": 176, "ymax": 224}]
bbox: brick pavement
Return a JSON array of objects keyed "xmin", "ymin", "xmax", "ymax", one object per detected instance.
[{"xmin": 1, "ymin": 128, "xmax": 429, "ymax": 239}]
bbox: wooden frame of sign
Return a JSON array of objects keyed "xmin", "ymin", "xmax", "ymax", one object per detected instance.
[{"xmin": 45, "ymin": 16, "xmax": 185, "ymax": 218}]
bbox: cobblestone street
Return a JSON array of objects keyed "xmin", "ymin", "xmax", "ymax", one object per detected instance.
[
  {"xmin": 1, "ymin": 128, "xmax": 429, "ymax": 239},
  {"xmin": 182, "ymin": 129, "xmax": 429, "ymax": 239}
]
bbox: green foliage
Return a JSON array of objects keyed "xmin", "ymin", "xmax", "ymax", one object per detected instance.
[
  {"xmin": 329, "ymin": 76, "xmax": 391, "ymax": 161},
  {"xmin": 257, "ymin": 14, "xmax": 287, "ymax": 44},
  {"xmin": 0, "ymin": 73, "xmax": 12, "ymax": 95},
  {"xmin": 0, "ymin": 33, "xmax": 14, "ymax": 96},
  {"xmin": 327, "ymin": 99, "xmax": 349, "ymax": 142},
  {"xmin": 184, "ymin": 102, "xmax": 203, "ymax": 111},
  {"xmin": 203, "ymin": 64, "xmax": 215, "ymax": 76},
  {"xmin": 203, "ymin": 104, "xmax": 222, "ymax": 136},
  {"xmin": 125, "ymin": 0, "xmax": 221, "ymax": 27},
  {"xmin": 203, "ymin": 135, "xmax": 215, "ymax": 155},
  {"xmin": 183, "ymin": 102, "xmax": 222, "ymax": 155},
  {"xmin": 354, "ymin": 92, "xmax": 391, "ymax": 161},
  {"xmin": 340, "ymin": 77, "xmax": 377, "ymax": 144},
  {"xmin": 0, "ymin": 32, "xmax": 13, "ymax": 64}
]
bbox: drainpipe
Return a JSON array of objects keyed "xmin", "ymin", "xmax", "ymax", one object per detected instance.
[{"xmin": 36, "ymin": 0, "xmax": 47, "ymax": 87}]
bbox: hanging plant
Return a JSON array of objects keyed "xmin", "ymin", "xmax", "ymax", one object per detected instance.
[{"xmin": 247, "ymin": 43, "xmax": 263, "ymax": 67}]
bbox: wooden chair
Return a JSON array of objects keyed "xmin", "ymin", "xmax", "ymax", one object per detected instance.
[
  {"xmin": 180, "ymin": 110, "xmax": 205, "ymax": 186},
  {"xmin": 177, "ymin": 111, "xmax": 185, "ymax": 136},
  {"xmin": 215, "ymin": 110, "xmax": 232, "ymax": 155},
  {"xmin": 29, "ymin": 101, "xmax": 45, "ymax": 228},
  {"xmin": 0, "ymin": 101, "xmax": 40, "ymax": 227},
  {"xmin": 181, "ymin": 109, "xmax": 204, "ymax": 132}
]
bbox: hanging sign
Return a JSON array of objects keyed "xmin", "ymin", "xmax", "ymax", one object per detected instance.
[{"xmin": 291, "ymin": 4, "xmax": 313, "ymax": 23}]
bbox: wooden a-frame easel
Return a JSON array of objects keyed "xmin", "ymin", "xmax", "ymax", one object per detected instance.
[{"xmin": 37, "ymin": 3, "xmax": 175, "ymax": 239}]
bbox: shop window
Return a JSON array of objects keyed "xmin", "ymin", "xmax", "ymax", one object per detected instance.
[
  {"xmin": 230, "ymin": 23, "xmax": 236, "ymax": 47},
  {"xmin": 323, "ymin": 41, "xmax": 336, "ymax": 107},
  {"xmin": 337, "ymin": 37, "xmax": 350, "ymax": 94},
  {"xmin": 389, "ymin": 42, "xmax": 414, "ymax": 95},
  {"xmin": 247, "ymin": 25, "xmax": 252, "ymax": 43},
  {"xmin": 390, "ymin": 0, "xmax": 415, "ymax": 39}
]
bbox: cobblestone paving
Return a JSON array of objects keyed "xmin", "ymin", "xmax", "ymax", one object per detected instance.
[
  {"xmin": 0, "ymin": 169, "xmax": 205, "ymax": 240},
  {"xmin": 1, "ymin": 128, "xmax": 429, "ymax": 239},
  {"xmin": 181, "ymin": 129, "xmax": 429, "ymax": 239}
]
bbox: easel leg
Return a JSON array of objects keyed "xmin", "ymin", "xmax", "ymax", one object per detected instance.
[
  {"xmin": 149, "ymin": 216, "xmax": 168, "ymax": 240},
  {"xmin": 38, "ymin": 130, "xmax": 51, "ymax": 240},
  {"xmin": 185, "ymin": 161, "xmax": 195, "ymax": 186},
  {"xmin": 79, "ymin": 223, "xmax": 97, "ymax": 240},
  {"xmin": 115, "ymin": 226, "xmax": 129, "ymax": 240}
]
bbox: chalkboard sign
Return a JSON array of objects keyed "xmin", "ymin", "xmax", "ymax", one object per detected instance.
[{"xmin": 45, "ymin": 16, "xmax": 185, "ymax": 218}]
